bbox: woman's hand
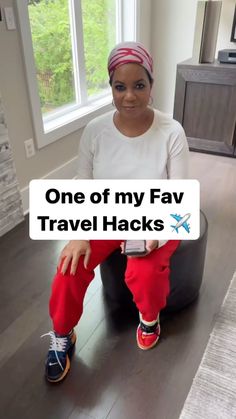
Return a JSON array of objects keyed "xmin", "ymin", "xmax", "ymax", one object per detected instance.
[
  {"xmin": 58, "ymin": 240, "xmax": 91, "ymax": 275},
  {"xmin": 145, "ymin": 240, "xmax": 159, "ymax": 254},
  {"xmin": 120, "ymin": 240, "xmax": 159, "ymax": 257}
]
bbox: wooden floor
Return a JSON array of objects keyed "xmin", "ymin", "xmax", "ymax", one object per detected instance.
[{"xmin": 0, "ymin": 152, "xmax": 236, "ymax": 419}]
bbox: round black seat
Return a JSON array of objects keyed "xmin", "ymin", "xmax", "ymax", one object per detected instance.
[{"xmin": 100, "ymin": 211, "xmax": 208, "ymax": 312}]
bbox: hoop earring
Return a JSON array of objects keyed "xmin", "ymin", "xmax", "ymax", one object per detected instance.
[{"xmin": 148, "ymin": 96, "xmax": 153, "ymax": 106}]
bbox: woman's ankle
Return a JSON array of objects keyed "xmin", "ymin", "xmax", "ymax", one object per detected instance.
[{"xmin": 139, "ymin": 313, "xmax": 160, "ymax": 326}]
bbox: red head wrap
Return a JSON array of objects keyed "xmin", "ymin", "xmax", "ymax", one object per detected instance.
[{"xmin": 108, "ymin": 41, "xmax": 153, "ymax": 80}]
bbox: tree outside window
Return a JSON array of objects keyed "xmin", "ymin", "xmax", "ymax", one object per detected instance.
[
  {"xmin": 28, "ymin": 0, "xmax": 116, "ymax": 115},
  {"xmin": 17, "ymin": 0, "xmax": 138, "ymax": 147}
]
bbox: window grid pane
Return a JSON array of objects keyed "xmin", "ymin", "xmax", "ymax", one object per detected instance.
[
  {"xmin": 81, "ymin": 0, "xmax": 117, "ymax": 99},
  {"xmin": 17, "ymin": 0, "xmax": 138, "ymax": 147},
  {"xmin": 28, "ymin": 0, "xmax": 76, "ymax": 115}
]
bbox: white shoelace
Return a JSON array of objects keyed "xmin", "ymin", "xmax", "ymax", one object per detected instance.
[{"xmin": 41, "ymin": 331, "xmax": 68, "ymax": 371}]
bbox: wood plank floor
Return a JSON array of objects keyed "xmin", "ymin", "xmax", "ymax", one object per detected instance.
[{"xmin": 0, "ymin": 151, "xmax": 236, "ymax": 419}]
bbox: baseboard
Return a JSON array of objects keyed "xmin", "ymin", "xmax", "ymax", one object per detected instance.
[{"xmin": 21, "ymin": 156, "xmax": 77, "ymax": 215}]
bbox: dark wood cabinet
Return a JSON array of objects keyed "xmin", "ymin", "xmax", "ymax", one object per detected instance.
[{"xmin": 173, "ymin": 59, "xmax": 236, "ymax": 157}]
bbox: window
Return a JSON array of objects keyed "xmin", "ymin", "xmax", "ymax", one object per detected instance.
[{"xmin": 16, "ymin": 0, "xmax": 139, "ymax": 148}]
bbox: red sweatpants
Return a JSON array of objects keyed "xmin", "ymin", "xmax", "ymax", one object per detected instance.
[{"xmin": 49, "ymin": 240, "xmax": 180, "ymax": 335}]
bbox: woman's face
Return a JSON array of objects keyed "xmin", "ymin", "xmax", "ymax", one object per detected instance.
[{"xmin": 111, "ymin": 63, "xmax": 152, "ymax": 119}]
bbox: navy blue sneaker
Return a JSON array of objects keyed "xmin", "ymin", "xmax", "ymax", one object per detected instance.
[{"xmin": 42, "ymin": 330, "xmax": 76, "ymax": 383}]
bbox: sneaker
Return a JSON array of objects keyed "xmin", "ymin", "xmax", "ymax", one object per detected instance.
[
  {"xmin": 41, "ymin": 329, "xmax": 76, "ymax": 383},
  {"xmin": 136, "ymin": 318, "xmax": 160, "ymax": 350}
]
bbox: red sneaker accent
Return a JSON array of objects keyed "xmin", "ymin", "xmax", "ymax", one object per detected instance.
[{"xmin": 136, "ymin": 322, "xmax": 160, "ymax": 350}]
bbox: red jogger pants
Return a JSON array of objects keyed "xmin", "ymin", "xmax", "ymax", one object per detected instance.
[{"xmin": 49, "ymin": 240, "xmax": 180, "ymax": 335}]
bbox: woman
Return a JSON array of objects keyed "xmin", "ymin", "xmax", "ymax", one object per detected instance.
[{"xmin": 43, "ymin": 42, "xmax": 189, "ymax": 383}]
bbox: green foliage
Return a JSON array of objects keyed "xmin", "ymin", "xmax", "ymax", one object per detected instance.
[
  {"xmin": 29, "ymin": 0, "xmax": 74, "ymax": 111},
  {"xmin": 28, "ymin": 0, "xmax": 116, "ymax": 113},
  {"xmin": 82, "ymin": 0, "xmax": 116, "ymax": 94}
]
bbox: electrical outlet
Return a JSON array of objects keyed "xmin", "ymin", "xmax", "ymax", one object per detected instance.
[
  {"xmin": 4, "ymin": 7, "xmax": 16, "ymax": 30},
  {"xmin": 24, "ymin": 138, "xmax": 35, "ymax": 158}
]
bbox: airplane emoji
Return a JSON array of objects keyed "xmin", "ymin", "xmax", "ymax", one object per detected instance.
[{"xmin": 170, "ymin": 213, "xmax": 191, "ymax": 233}]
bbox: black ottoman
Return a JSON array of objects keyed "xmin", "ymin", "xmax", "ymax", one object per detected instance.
[{"xmin": 100, "ymin": 211, "xmax": 208, "ymax": 312}]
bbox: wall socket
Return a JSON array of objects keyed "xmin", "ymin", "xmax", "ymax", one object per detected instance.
[
  {"xmin": 24, "ymin": 138, "xmax": 35, "ymax": 158},
  {"xmin": 4, "ymin": 7, "xmax": 16, "ymax": 30}
]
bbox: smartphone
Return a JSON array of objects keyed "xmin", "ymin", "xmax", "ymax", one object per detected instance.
[{"xmin": 123, "ymin": 240, "xmax": 147, "ymax": 256}]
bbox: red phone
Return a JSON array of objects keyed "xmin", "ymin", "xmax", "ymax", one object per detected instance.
[{"xmin": 123, "ymin": 240, "xmax": 147, "ymax": 256}]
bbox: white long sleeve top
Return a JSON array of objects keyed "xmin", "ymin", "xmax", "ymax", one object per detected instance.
[
  {"xmin": 77, "ymin": 109, "xmax": 189, "ymax": 180},
  {"xmin": 77, "ymin": 109, "xmax": 189, "ymax": 246}
]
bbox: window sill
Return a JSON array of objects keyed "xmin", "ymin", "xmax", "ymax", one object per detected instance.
[{"xmin": 37, "ymin": 94, "xmax": 113, "ymax": 149}]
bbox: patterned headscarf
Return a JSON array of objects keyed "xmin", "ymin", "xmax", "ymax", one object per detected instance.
[{"xmin": 108, "ymin": 41, "xmax": 153, "ymax": 81}]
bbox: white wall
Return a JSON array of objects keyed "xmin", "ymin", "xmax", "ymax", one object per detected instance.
[
  {"xmin": 216, "ymin": 0, "xmax": 236, "ymax": 51},
  {"xmin": 0, "ymin": 0, "xmax": 234, "ymax": 195},
  {"xmin": 151, "ymin": 0, "xmax": 236, "ymax": 115},
  {"xmin": 137, "ymin": 0, "xmax": 152, "ymax": 50}
]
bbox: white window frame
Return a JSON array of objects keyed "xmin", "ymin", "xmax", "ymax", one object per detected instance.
[{"xmin": 15, "ymin": 0, "xmax": 140, "ymax": 149}]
